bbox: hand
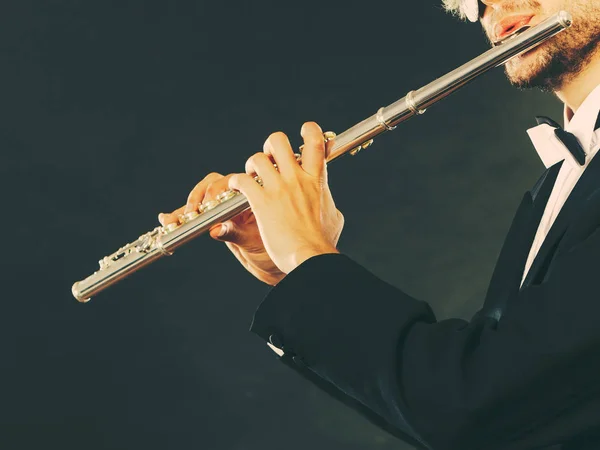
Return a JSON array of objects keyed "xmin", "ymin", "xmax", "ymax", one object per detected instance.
[
  {"xmin": 158, "ymin": 173, "xmax": 286, "ymax": 285},
  {"xmin": 229, "ymin": 121, "xmax": 344, "ymax": 275}
]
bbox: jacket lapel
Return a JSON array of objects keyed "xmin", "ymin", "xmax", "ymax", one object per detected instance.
[
  {"xmin": 479, "ymin": 162, "xmax": 561, "ymax": 318},
  {"xmin": 522, "ymin": 152, "xmax": 600, "ymax": 287}
]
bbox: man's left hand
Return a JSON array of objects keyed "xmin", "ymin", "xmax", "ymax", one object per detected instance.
[{"xmin": 229, "ymin": 121, "xmax": 344, "ymax": 275}]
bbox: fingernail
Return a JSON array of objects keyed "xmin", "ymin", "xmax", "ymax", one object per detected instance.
[
  {"xmin": 218, "ymin": 224, "xmax": 227, "ymax": 237},
  {"xmin": 264, "ymin": 139, "xmax": 273, "ymax": 153},
  {"xmin": 300, "ymin": 123, "xmax": 307, "ymax": 136},
  {"xmin": 158, "ymin": 213, "xmax": 164, "ymax": 223}
]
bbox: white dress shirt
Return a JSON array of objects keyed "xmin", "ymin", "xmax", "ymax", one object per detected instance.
[
  {"xmin": 267, "ymin": 85, "xmax": 600, "ymax": 357},
  {"xmin": 522, "ymin": 83, "xmax": 600, "ymax": 287}
]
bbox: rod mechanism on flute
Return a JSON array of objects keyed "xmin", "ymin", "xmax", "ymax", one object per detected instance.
[{"xmin": 72, "ymin": 11, "xmax": 573, "ymax": 303}]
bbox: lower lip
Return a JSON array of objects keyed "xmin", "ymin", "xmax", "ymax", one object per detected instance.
[{"xmin": 496, "ymin": 16, "xmax": 534, "ymax": 41}]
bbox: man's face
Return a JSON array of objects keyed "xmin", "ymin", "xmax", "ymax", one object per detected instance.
[{"xmin": 480, "ymin": 0, "xmax": 600, "ymax": 91}]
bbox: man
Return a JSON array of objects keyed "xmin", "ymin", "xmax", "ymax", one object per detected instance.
[{"xmin": 159, "ymin": 0, "xmax": 600, "ymax": 448}]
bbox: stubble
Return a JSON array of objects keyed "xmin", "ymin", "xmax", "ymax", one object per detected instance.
[{"xmin": 503, "ymin": 1, "xmax": 600, "ymax": 91}]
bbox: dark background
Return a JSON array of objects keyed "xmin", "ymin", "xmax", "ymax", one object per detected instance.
[{"xmin": 1, "ymin": 1, "xmax": 563, "ymax": 449}]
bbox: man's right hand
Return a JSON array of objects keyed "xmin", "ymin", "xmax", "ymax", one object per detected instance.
[{"xmin": 158, "ymin": 172, "xmax": 286, "ymax": 286}]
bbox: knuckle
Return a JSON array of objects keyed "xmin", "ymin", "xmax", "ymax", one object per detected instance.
[
  {"xmin": 302, "ymin": 121, "xmax": 322, "ymax": 136},
  {"xmin": 313, "ymin": 139, "xmax": 326, "ymax": 149},
  {"xmin": 267, "ymin": 132, "xmax": 288, "ymax": 149},
  {"xmin": 231, "ymin": 173, "xmax": 251, "ymax": 190},
  {"xmin": 205, "ymin": 182, "xmax": 222, "ymax": 199},
  {"xmin": 309, "ymin": 131, "xmax": 325, "ymax": 144},
  {"xmin": 188, "ymin": 188, "xmax": 201, "ymax": 202},
  {"xmin": 245, "ymin": 156, "xmax": 256, "ymax": 173},
  {"xmin": 256, "ymin": 152, "xmax": 269, "ymax": 162},
  {"xmin": 187, "ymin": 185, "xmax": 198, "ymax": 197},
  {"xmin": 248, "ymin": 152, "xmax": 266, "ymax": 166},
  {"xmin": 203, "ymin": 172, "xmax": 223, "ymax": 183},
  {"xmin": 191, "ymin": 172, "xmax": 223, "ymax": 197},
  {"xmin": 271, "ymin": 131, "xmax": 286, "ymax": 140},
  {"xmin": 163, "ymin": 214, "xmax": 177, "ymax": 224}
]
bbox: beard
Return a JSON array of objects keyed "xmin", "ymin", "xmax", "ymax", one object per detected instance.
[{"xmin": 502, "ymin": 1, "xmax": 600, "ymax": 91}]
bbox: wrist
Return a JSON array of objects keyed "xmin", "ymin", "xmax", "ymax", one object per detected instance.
[{"xmin": 289, "ymin": 244, "xmax": 339, "ymax": 273}]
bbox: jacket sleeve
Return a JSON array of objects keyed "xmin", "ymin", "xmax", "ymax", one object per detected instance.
[{"xmin": 249, "ymin": 222, "xmax": 600, "ymax": 449}]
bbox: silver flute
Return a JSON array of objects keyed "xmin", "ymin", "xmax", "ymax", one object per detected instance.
[{"xmin": 72, "ymin": 11, "xmax": 572, "ymax": 302}]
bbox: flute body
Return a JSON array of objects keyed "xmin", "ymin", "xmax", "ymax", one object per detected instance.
[{"xmin": 72, "ymin": 12, "xmax": 572, "ymax": 302}]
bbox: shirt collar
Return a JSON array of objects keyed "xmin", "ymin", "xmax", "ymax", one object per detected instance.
[
  {"xmin": 563, "ymin": 82, "xmax": 600, "ymax": 150},
  {"xmin": 527, "ymin": 83, "xmax": 600, "ymax": 169}
]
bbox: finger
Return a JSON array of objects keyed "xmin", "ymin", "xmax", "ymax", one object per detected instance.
[
  {"xmin": 229, "ymin": 173, "xmax": 263, "ymax": 205},
  {"xmin": 158, "ymin": 206, "xmax": 185, "ymax": 226},
  {"xmin": 184, "ymin": 172, "xmax": 223, "ymax": 214},
  {"xmin": 299, "ymin": 122, "xmax": 326, "ymax": 178},
  {"xmin": 209, "ymin": 221, "xmax": 230, "ymax": 240},
  {"xmin": 245, "ymin": 152, "xmax": 279, "ymax": 186},
  {"xmin": 209, "ymin": 219, "xmax": 258, "ymax": 247},
  {"xmin": 208, "ymin": 208, "xmax": 255, "ymax": 240},
  {"xmin": 315, "ymin": 136, "xmax": 335, "ymax": 186},
  {"xmin": 263, "ymin": 131, "xmax": 298, "ymax": 177},
  {"xmin": 325, "ymin": 134, "xmax": 336, "ymax": 160},
  {"xmin": 203, "ymin": 174, "xmax": 235, "ymax": 203}
]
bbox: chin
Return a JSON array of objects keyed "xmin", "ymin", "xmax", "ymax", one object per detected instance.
[
  {"xmin": 503, "ymin": 42, "xmax": 573, "ymax": 91},
  {"xmin": 504, "ymin": 47, "xmax": 554, "ymax": 89},
  {"xmin": 499, "ymin": 5, "xmax": 600, "ymax": 92}
]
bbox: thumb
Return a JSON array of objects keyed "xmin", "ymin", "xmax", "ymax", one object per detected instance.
[{"xmin": 209, "ymin": 220, "xmax": 254, "ymax": 246}]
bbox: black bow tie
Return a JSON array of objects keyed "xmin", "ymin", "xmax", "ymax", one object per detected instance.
[{"xmin": 535, "ymin": 116, "xmax": 587, "ymax": 165}]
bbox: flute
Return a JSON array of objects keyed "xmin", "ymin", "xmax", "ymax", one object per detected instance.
[{"xmin": 72, "ymin": 11, "xmax": 572, "ymax": 303}]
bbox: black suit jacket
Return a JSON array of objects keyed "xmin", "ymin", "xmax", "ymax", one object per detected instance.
[{"xmin": 249, "ymin": 154, "xmax": 600, "ymax": 450}]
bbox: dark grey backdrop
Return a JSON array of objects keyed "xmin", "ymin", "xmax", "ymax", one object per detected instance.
[{"xmin": 1, "ymin": 1, "xmax": 563, "ymax": 449}]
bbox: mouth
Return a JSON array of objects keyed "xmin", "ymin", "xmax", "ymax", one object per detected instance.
[{"xmin": 492, "ymin": 15, "xmax": 535, "ymax": 46}]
